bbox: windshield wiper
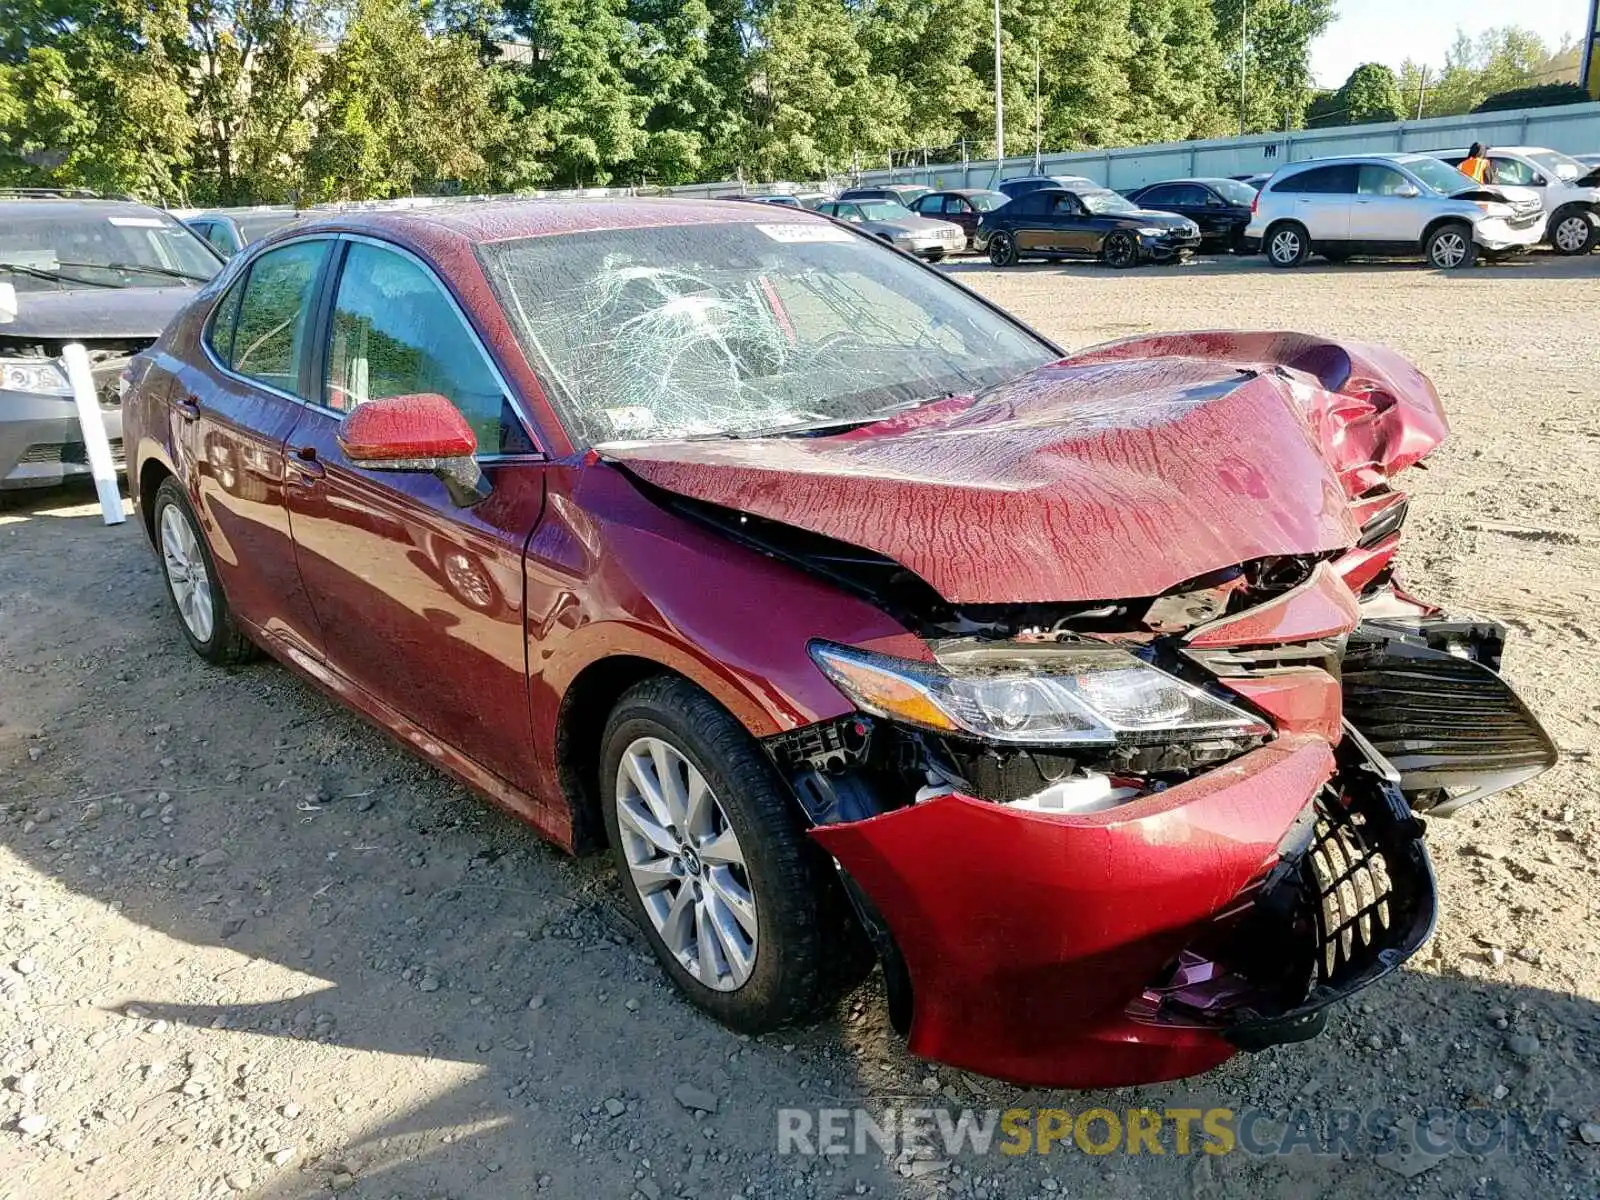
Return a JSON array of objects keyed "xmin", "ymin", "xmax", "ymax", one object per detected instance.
[
  {"xmin": 728, "ymin": 393, "xmax": 958, "ymax": 439},
  {"xmin": 0, "ymin": 262, "xmax": 126, "ymax": 289},
  {"xmin": 57, "ymin": 260, "xmax": 211, "ymax": 283}
]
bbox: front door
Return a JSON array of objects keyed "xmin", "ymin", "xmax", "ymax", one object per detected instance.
[
  {"xmin": 283, "ymin": 237, "xmax": 549, "ymax": 794},
  {"xmin": 172, "ymin": 238, "xmax": 331, "ymax": 662},
  {"xmin": 1046, "ymin": 194, "xmax": 1099, "ymax": 255},
  {"xmin": 1350, "ymin": 164, "xmax": 1428, "ymax": 246}
]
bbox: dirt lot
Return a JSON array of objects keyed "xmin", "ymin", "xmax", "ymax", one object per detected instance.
[{"xmin": 2, "ymin": 255, "xmax": 1598, "ymax": 1200}]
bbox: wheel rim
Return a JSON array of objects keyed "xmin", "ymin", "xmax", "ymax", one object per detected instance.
[
  {"xmin": 1555, "ymin": 215, "xmax": 1589, "ymax": 252},
  {"xmin": 1270, "ymin": 230, "xmax": 1301, "ymax": 263},
  {"xmin": 990, "ymin": 235, "xmax": 1011, "ymax": 264},
  {"xmin": 1108, "ymin": 235, "xmax": 1134, "ymax": 266},
  {"xmin": 159, "ymin": 504, "xmax": 214, "ymax": 643},
  {"xmin": 1432, "ymin": 231, "xmax": 1467, "ymax": 268},
  {"xmin": 616, "ymin": 737, "xmax": 756, "ymax": 992}
]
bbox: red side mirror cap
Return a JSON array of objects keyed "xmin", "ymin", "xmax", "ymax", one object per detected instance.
[{"xmin": 337, "ymin": 393, "xmax": 477, "ymax": 464}]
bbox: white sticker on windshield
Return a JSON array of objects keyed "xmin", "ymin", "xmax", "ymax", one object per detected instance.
[
  {"xmin": 755, "ymin": 223, "xmax": 854, "ymax": 244},
  {"xmin": 0, "ymin": 282, "xmax": 15, "ymax": 324},
  {"xmin": 108, "ymin": 216, "xmax": 166, "ymax": 228}
]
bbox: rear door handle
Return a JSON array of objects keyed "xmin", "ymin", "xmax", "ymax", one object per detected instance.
[
  {"xmin": 285, "ymin": 445, "xmax": 325, "ymax": 482},
  {"xmin": 176, "ymin": 395, "xmax": 201, "ymax": 423}
]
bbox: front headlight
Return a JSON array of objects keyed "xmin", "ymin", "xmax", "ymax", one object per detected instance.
[
  {"xmin": 0, "ymin": 358, "xmax": 71, "ymax": 396},
  {"xmin": 1474, "ymin": 201, "xmax": 1513, "ymax": 218},
  {"xmin": 809, "ymin": 641, "xmax": 1269, "ymax": 746},
  {"xmin": 1136, "ymin": 226, "xmax": 1170, "ymax": 237}
]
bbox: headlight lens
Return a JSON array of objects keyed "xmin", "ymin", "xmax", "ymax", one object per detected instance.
[
  {"xmin": 0, "ymin": 358, "xmax": 71, "ymax": 396},
  {"xmin": 1137, "ymin": 226, "xmax": 1169, "ymax": 236},
  {"xmin": 1474, "ymin": 201, "xmax": 1512, "ymax": 218},
  {"xmin": 809, "ymin": 641, "xmax": 1269, "ymax": 746}
]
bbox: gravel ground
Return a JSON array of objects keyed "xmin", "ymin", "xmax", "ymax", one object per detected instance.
[{"xmin": 2, "ymin": 254, "xmax": 1598, "ymax": 1200}]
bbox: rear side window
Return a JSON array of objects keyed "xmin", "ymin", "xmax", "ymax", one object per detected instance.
[
  {"xmin": 323, "ymin": 241, "xmax": 531, "ymax": 455},
  {"xmin": 216, "ymin": 241, "xmax": 327, "ymax": 394},
  {"xmin": 1271, "ymin": 165, "xmax": 1357, "ymax": 195},
  {"xmin": 1010, "ymin": 193, "xmax": 1049, "ymax": 215}
]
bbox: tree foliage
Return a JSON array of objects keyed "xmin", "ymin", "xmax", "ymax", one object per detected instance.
[
  {"xmin": 0, "ymin": 0, "xmax": 1339, "ymax": 201},
  {"xmin": 1397, "ymin": 26, "xmax": 1581, "ymax": 122},
  {"xmin": 1307, "ymin": 62, "xmax": 1404, "ymax": 127}
]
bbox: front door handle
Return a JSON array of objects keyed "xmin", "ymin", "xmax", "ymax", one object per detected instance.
[
  {"xmin": 176, "ymin": 395, "xmax": 201, "ymax": 423},
  {"xmin": 285, "ymin": 445, "xmax": 325, "ymax": 482}
]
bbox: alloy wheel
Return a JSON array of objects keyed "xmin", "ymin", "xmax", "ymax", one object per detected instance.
[
  {"xmin": 1270, "ymin": 229, "xmax": 1302, "ymax": 264},
  {"xmin": 159, "ymin": 504, "xmax": 214, "ymax": 643},
  {"xmin": 1554, "ymin": 214, "xmax": 1591, "ymax": 254},
  {"xmin": 1430, "ymin": 230, "xmax": 1468, "ymax": 269},
  {"xmin": 1105, "ymin": 233, "xmax": 1137, "ymax": 268},
  {"xmin": 615, "ymin": 736, "xmax": 756, "ymax": 992}
]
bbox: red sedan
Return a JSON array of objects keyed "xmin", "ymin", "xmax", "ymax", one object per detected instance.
[{"xmin": 123, "ymin": 200, "xmax": 1552, "ymax": 1087}]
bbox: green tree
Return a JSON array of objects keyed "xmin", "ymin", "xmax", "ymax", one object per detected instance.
[
  {"xmin": 1307, "ymin": 62, "xmax": 1404, "ymax": 127},
  {"xmin": 860, "ymin": 0, "xmax": 987, "ymax": 156},
  {"xmin": 1401, "ymin": 26, "xmax": 1561, "ymax": 119},
  {"xmin": 1212, "ymin": 0, "xmax": 1334, "ymax": 132},
  {"xmin": 302, "ymin": 0, "xmax": 507, "ymax": 200},
  {"xmin": 1124, "ymin": 0, "xmax": 1226, "ymax": 142}
]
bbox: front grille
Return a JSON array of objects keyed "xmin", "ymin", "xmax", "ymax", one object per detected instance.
[
  {"xmin": 1342, "ymin": 636, "xmax": 1556, "ymax": 813},
  {"xmin": 17, "ymin": 438, "xmax": 123, "ymax": 466},
  {"xmin": 1307, "ymin": 795, "xmax": 1394, "ymax": 984}
]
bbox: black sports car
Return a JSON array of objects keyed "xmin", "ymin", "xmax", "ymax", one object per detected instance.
[{"xmin": 975, "ymin": 186, "xmax": 1201, "ymax": 268}]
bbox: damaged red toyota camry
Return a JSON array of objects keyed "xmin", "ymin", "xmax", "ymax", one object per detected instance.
[{"xmin": 123, "ymin": 199, "xmax": 1555, "ymax": 1088}]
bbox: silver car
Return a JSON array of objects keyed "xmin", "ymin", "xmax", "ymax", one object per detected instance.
[
  {"xmin": 1245, "ymin": 153, "xmax": 1545, "ymax": 270},
  {"xmin": 1430, "ymin": 146, "xmax": 1600, "ymax": 256},
  {"xmin": 815, "ymin": 199, "xmax": 967, "ymax": 261}
]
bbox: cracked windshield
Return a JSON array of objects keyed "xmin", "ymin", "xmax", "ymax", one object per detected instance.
[{"xmin": 478, "ymin": 220, "xmax": 1054, "ymax": 444}]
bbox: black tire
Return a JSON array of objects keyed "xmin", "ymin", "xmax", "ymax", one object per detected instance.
[
  {"xmin": 924, "ymin": 250, "xmax": 945, "ymax": 263},
  {"xmin": 988, "ymin": 231, "xmax": 1018, "ymax": 267},
  {"xmin": 1102, "ymin": 230, "xmax": 1139, "ymax": 269},
  {"xmin": 600, "ymin": 675, "xmax": 861, "ymax": 1032},
  {"xmin": 151, "ymin": 477, "xmax": 257, "ymax": 665},
  {"xmin": 1548, "ymin": 207, "xmax": 1595, "ymax": 256},
  {"xmin": 1265, "ymin": 222, "xmax": 1310, "ymax": 267},
  {"xmin": 1425, "ymin": 222, "xmax": 1477, "ymax": 270}
]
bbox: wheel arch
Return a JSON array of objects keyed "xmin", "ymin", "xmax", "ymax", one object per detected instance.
[
  {"xmin": 136, "ymin": 451, "xmax": 176, "ymax": 545},
  {"xmin": 1420, "ymin": 214, "xmax": 1474, "ymax": 249}
]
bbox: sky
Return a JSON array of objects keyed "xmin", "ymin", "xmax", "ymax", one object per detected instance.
[{"xmin": 1308, "ymin": 0, "xmax": 1588, "ymax": 86}]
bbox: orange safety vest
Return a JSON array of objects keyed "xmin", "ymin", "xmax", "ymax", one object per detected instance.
[{"xmin": 1462, "ymin": 156, "xmax": 1489, "ymax": 183}]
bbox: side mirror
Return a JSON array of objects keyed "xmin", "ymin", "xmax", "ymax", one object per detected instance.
[
  {"xmin": 1395, "ymin": 184, "xmax": 1420, "ymax": 198},
  {"xmin": 1532, "ymin": 175, "xmax": 1548, "ymax": 187},
  {"xmin": 337, "ymin": 392, "xmax": 491, "ymax": 506}
]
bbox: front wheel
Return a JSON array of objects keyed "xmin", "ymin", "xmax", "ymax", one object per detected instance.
[
  {"xmin": 1102, "ymin": 230, "xmax": 1139, "ymax": 269},
  {"xmin": 1425, "ymin": 223, "xmax": 1477, "ymax": 270},
  {"xmin": 1549, "ymin": 208, "xmax": 1595, "ymax": 255},
  {"xmin": 152, "ymin": 477, "xmax": 257, "ymax": 665},
  {"xmin": 924, "ymin": 250, "xmax": 945, "ymax": 263},
  {"xmin": 601, "ymin": 676, "xmax": 854, "ymax": 1032},
  {"xmin": 988, "ymin": 232, "xmax": 1018, "ymax": 267}
]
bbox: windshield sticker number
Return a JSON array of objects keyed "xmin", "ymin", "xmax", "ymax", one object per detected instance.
[{"xmin": 756, "ymin": 224, "xmax": 855, "ymax": 244}]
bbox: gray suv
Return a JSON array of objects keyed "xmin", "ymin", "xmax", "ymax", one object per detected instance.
[
  {"xmin": 1244, "ymin": 153, "xmax": 1545, "ymax": 269},
  {"xmin": 0, "ymin": 195, "xmax": 221, "ymax": 490}
]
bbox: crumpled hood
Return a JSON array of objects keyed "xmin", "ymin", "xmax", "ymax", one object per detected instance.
[
  {"xmin": 604, "ymin": 332, "xmax": 1447, "ymax": 605},
  {"xmin": 0, "ymin": 285, "xmax": 198, "ymax": 341}
]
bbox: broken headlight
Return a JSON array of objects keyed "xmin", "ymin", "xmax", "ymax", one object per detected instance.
[
  {"xmin": 809, "ymin": 641, "xmax": 1269, "ymax": 747},
  {"xmin": 0, "ymin": 358, "xmax": 71, "ymax": 396}
]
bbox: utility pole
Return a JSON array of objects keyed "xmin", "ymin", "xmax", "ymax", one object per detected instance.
[
  {"xmin": 1415, "ymin": 67, "xmax": 1428, "ymax": 121},
  {"xmin": 993, "ymin": 0, "xmax": 1004, "ymax": 181},
  {"xmin": 1033, "ymin": 40, "xmax": 1042, "ymax": 173},
  {"xmin": 1238, "ymin": 0, "xmax": 1248, "ymax": 136}
]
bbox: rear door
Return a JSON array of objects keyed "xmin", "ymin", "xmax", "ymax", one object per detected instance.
[
  {"xmin": 282, "ymin": 235, "xmax": 548, "ymax": 793},
  {"xmin": 1278, "ymin": 165, "xmax": 1355, "ymax": 242},
  {"xmin": 1008, "ymin": 193, "xmax": 1054, "ymax": 251},
  {"xmin": 1351, "ymin": 164, "xmax": 1428, "ymax": 247},
  {"xmin": 170, "ymin": 238, "xmax": 332, "ymax": 661}
]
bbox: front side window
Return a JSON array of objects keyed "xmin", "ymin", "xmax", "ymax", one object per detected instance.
[
  {"xmin": 1488, "ymin": 157, "xmax": 1535, "ymax": 186},
  {"xmin": 477, "ymin": 220, "xmax": 1056, "ymax": 446},
  {"xmin": 1358, "ymin": 166, "xmax": 1411, "ymax": 196},
  {"xmin": 324, "ymin": 242, "xmax": 530, "ymax": 456},
  {"xmin": 226, "ymin": 240, "xmax": 327, "ymax": 393}
]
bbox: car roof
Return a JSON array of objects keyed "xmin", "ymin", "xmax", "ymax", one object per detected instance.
[
  {"xmin": 1134, "ymin": 177, "xmax": 1236, "ymax": 187},
  {"xmin": 278, "ymin": 197, "xmax": 831, "ymax": 245},
  {"xmin": 0, "ymin": 197, "xmax": 180, "ymax": 221}
]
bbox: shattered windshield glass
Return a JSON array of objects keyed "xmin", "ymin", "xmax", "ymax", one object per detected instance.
[{"xmin": 477, "ymin": 220, "xmax": 1056, "ymax": 445}]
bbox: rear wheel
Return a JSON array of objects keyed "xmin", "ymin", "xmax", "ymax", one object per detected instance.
[
  {"xmin": 601, "ymin": 676, "xmax": 859, "ymax": 1032},
  {"xmin": 1102, "ymin": 230, "xmax": 1139, "ymax": 269},
  {"xmin": 924, "ymin": 250, "xmax": 945, "ymax": 263},
  {"xmin": 1549, "ymin": 208, "xmax": 1595, "ymax": 255},
  {"xmin": 152, "ymin": 478, "xmax": 256, "ymax": 665},
  {"xmin": 1266, "ymin": 223, "xmax": 1310, "ymax": 267},
  {"xmin": 1425, "ymin": 222, "xmax": 1477, "ymax": 270},
  {"xmin": 988, "ymin": 232, "xmax": 1018, "ymax": 267}
]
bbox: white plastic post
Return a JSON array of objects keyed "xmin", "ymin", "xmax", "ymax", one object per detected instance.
[{"xmin": 59, "ymin": 342, "xmax": 124, "ymax": 525}]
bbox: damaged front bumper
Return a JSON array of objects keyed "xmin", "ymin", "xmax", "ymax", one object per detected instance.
[{"xmin": 806, "ymin": 733, "xmax": 1435, "ymax": 1088}]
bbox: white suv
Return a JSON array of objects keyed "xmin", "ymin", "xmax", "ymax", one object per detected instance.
[
  {"xmin": 1245, "ymin": 153, "xmax": 1545, "ymax": 270},
  {"xmin": 1431, "ymin": 146, "xmax": 1600, "ymax": 255}
]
